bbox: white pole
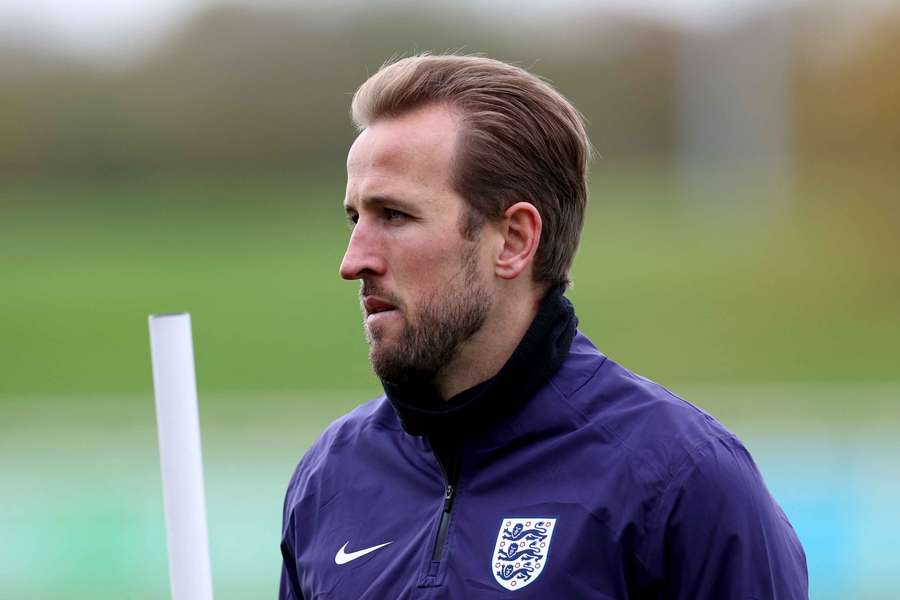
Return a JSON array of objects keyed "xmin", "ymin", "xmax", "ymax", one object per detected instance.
[{"xmin": 149, "ymin": 313, "xmax": 214, "ymax": 600}]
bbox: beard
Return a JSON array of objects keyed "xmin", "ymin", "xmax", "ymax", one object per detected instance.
[{"xmin": 362, "ymin": 243, "xmax": 492, "ymax": 385}]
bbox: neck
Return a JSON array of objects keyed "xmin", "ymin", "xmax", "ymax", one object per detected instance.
[
  {"xmin": 382, "ymin": 283, "xmax": 577, "ymax": 437},
  {"xmin": 433, "ymin": 284, "xmax": 543, "ymax": 399}
]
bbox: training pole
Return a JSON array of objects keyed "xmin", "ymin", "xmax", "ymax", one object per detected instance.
[{"xmin": 149, "ymin": 313, "xmax": 214, "ymax": 600}]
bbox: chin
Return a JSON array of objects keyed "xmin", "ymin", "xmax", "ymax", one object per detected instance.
[
  {"xmin": 368, "ymin": 344, "xmax": 399, "ymax": 380},
  {"xmin": 365, "ymin": 320, "xmax": 400, "ymax": 348},
  {"xmin": 366, "ymin": 310, "xmax": 404, "ymax": 338}
]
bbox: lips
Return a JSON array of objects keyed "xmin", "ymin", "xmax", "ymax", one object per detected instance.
[{"xmin": 363, "ymin": 296, "xmax": 398, "ymax": 316}]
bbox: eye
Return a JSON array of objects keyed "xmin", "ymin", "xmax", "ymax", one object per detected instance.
[
  {"xmin": 346, "ymin": 211, "xmax": 359, "ymax": 228},
  {"xmin": 384, "ymin": 208, "xmax": 408, "ymax": 222}
]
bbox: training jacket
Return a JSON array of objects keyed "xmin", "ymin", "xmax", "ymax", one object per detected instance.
[{"xmin": 280, "ymin": 289, "xmax": 808, "ymax": 599}]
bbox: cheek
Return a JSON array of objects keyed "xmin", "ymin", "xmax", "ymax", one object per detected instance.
[
  {"xmin": 388, "ymin": 222, "xmax": 485, "ymax": 294},
  {"xmin": 394, "ymin": 239, "xmax": 459, "ymax": 281},
  {"xmin": 404, "ymin": 257, "xmax": 451, "ymax": 290}
]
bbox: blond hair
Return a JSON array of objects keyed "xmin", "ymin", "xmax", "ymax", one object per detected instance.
[{"xmin": 351, "ymin": 54, "xmax": 591, "ymax": 287}]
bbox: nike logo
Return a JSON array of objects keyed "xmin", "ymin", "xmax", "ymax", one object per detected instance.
[{"xmin": 334, "ymin": 540, "xmax": 393, "ymax": 565}]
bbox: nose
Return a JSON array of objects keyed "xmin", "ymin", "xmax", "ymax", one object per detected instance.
[{"xmin": 339, "ymin": 219, "xmax": 386, "ymax": 280}]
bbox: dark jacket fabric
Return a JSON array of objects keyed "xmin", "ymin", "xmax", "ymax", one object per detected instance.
[{"xmin": 280, "ymin": 291, "xmax": 808, "ymax": 599}]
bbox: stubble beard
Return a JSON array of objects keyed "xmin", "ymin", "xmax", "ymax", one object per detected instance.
[{"xmin": 363, "ymin": 243, "xmax": 492, "ymax": 385}]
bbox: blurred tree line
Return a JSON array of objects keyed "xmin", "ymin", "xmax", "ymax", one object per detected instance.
[{"xmin": 0, "ymin": 2, "xmax": 897, "ymax": 178}]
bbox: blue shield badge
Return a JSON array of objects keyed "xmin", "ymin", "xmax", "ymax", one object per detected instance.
[{"xmin": 491, "ymin": 518, "xmax": 556, "ymax": 591}]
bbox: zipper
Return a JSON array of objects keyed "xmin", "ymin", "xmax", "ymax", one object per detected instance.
[
  {"xmin": 430, "ymin": 483, "xmax": 456, "ymax": 561},
  {"xmin": 428, "ymin": 438, "xmax": 460, "ymax": 564}
]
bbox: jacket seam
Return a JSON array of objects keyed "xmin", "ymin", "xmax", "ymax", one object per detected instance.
[
  {"xmin": 647, "ymin": 429, "xmax": 739, "ymax": 535},
  {"xmin": 549, "ymin": 354, "xmax": 607, "ymax": 400},
  {"xmin": 548, "ymin": 360, "xmax": 662, "ymax": 579}
]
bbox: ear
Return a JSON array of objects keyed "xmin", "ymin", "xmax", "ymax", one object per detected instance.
[{"xmin": 495, "ymin": 202, "xmax": 542, "ymax": 280}]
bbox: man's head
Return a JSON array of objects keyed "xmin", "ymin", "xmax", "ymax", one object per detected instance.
[
  {"xmin": 351, "ymin": 54, "xmax": 591, "ymax": 286},
  {"xmin": 340, "ymin": 55, "xmax": 591, "ymax": 389}
]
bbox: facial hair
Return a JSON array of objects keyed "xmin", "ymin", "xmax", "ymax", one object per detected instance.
[{"xmin": 362, "ymin": 242, "xmax": 492, "ymax": 385}]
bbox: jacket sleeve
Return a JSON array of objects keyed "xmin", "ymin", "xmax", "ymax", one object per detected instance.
[
  {"xmin": 279, "ymin": 460, "xmax": 306, "ymax": 600},
  {"xmin": 279, "ymin": 541, "xmax": 304, "ymax": 600},
  {"xmin": 657, "ymin": 435, "xmax": 808, "ymax": 599}
]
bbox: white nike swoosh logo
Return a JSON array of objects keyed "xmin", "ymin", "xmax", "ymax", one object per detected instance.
[{"xmin": 334, "ymin": 540, "xmax": 393, "ymax": 565}]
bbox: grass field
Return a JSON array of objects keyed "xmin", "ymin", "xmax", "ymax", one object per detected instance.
[
  {"xmin": 1, "ymin": 168, "xmax": 898, "ymax": 597},
  {"xmin": 2, "ymin": 169, "xmax": 898, "ymax": 397}
]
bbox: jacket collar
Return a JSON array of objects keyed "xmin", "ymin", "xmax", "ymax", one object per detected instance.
[{"xmin": 382, "ymin": 285, "xmax": 577, "ymax": 437}]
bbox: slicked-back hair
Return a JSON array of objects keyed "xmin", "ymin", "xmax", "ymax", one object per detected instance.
[{"xmin": 351, "ymin": 54, "xmax": 592, "ymax": 288}]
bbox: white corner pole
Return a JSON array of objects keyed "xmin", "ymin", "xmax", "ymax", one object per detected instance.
[{"xmin": 149, "ymin": 313, "xmax": 214, "ymax": 600}]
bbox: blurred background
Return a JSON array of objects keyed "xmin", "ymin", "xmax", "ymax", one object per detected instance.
[{"xmin": 1, "ymin": 0, "xmax": 898, "ymax": 597}]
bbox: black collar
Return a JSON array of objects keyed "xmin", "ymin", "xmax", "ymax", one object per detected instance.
[{"xmin": 382, "ymin": 285, "xmax": 577, "ymax": 438}]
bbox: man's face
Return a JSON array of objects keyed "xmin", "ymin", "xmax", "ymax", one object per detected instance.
[{"xmin": 340, "ymin": 104, "xmax": 494, "ymax": 383}]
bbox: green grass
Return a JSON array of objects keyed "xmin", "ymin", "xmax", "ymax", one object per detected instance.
[{"xmin": 1, "ymin": 167, "xmax": 898, "ymax": 401}]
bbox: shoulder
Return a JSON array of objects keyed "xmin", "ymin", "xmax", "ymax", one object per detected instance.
[
  {"xmin": 553, "ymin": 332, "xmax": 739, "ymax": 481},
  {"xmin": 550, "ymin": 332, "xmax": 778, "ymax": 523},
  {"xmin": 554, "ymin": 334, "xmax": 806, "ymax": 589},
  {"xmin": 283, "ymin": 394, "xmax": 400, "ymax": 508}
]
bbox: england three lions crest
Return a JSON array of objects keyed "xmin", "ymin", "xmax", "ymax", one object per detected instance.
[{"xmin": 492, "ymin": 517, "xmax": 556, "ymax": 591}]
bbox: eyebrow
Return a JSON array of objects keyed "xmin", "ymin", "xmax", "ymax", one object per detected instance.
[{"xmin": 344, "ymin": 195, "xmax": 415, "ymax": 213}]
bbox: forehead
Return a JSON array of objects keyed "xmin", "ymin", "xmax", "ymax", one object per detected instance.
[{"xmin": 345, "ymin": 104, "xmax": 461, "ymax": 206}]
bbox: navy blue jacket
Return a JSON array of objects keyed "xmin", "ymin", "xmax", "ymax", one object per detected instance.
[{"xmin": 280, "ymin": 300, "xmax": 807, "ymax": 598}]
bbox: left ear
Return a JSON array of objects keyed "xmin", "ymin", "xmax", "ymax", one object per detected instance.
[{"xmin": 495, "ymin": 202, "xmax": 542, "ymax": 280}]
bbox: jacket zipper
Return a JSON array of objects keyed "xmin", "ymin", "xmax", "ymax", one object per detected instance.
[
  {"xmin": 430, "ymin": 483, "xmax": 456, "ymax": 561},
  {"xmin": 428, "ymin": 440, "xmax": 460, "ymax": 564}
]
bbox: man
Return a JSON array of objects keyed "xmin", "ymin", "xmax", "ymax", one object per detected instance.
[{"xmin": 280, "ymin": 55, "xmax": 807, "ymax": 598}]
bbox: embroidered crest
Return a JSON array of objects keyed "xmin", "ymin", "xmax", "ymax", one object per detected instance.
[{"xmin": 491, "ymin": 517, "xmax": 556, "ymax": 591}]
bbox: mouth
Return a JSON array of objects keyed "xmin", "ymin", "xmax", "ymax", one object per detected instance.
[{"xmin": 363, "ymin": 295, "xmax": 399, "ymax": 318}]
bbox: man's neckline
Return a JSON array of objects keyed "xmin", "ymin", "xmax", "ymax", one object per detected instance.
[{"xmin": 381, "ymin": 285, "xmax": 578, "ymax": 437}]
